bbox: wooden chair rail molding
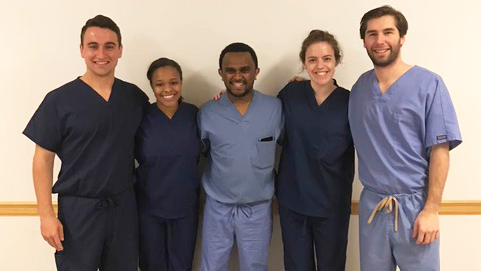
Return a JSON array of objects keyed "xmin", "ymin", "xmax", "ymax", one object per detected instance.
[{"xmin": 1, "ymin": 200, "xmax": 481, "ymax": 216}]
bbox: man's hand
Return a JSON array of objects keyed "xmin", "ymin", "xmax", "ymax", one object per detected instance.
[
  {"xmin": 289, "ymin": 76, "xmax": 306, "ymax": 82},
  {"xmin": 412, "ymin": 210, "xmax": 440, "ymax": 245},
  {"xmin": 412, "ymin": 142, "xmax": 449, "ymax": 245},
  {"xmin": 212, "ymin": 89, "xmax": 226, "ymax": 100},
  {"xmin": 40, "ymin": 215, "xmax": 64, "ymax": 251},
  {"xmin": 33, "ymin": 145, "xmax": 62, "ymax": 250}
]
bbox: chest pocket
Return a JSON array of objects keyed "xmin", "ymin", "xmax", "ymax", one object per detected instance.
[
  {"xmin": 390, "ymin": 106, "xmax": 423, "ymax": 148},
  {"xmin": 392, "ymin": 108, "xmax": 416, "ymax": 123},
  {"xmin": 309, "ymin": 131, "xmax": 350, "ymax": 164},
  {"xmin": 253, "ymin": 139, "xmax": 276, "ymax": 169},
  {"xmin": 325, "ymin": 133, "xmax": 351, "ymax": 162},
  {"xmin": 63, "ymin": 104, "xmax": 112, "ymax": 142}
]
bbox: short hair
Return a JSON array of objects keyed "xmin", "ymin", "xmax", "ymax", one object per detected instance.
[
  {"xmin": 299, "ymin": 29, "xmax": 342, "ymax": 64},
  {"xmin": 219, "ymin": 42, "xmax": 258, "ymax": 69},
  {"xmin": 146, "ymin": 57, "xmax": 183, "ymax": 83},
  {"xmin": 360, "ymin": 5, "xmax": 408, "ymax": 40},
  {"xmin": 81, "ymin": 15, "xmax": 122, "ymax": 45}
]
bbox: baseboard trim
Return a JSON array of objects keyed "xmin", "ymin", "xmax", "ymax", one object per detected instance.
[{"xmin": 1, "ymin": 200, "xmax": 481, "ymax": 216}]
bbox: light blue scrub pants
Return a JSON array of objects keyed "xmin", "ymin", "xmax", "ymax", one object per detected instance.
[
  {"xmin": 199, "ymin": 196, "xmax": 272, "ymax": 271},
  {"xmin": 359, "ymin": 189, "xmax": 440, "ymax": 271}
]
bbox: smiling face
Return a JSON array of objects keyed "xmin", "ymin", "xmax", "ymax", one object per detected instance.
[
  {"xmin": 219, "ymin": 52, "xmax": 259, "ymax": 100},
  {"xmin": 363, "ymin": 15, "xmax": 405, "ymax": 67},
  {"xmin": 304, "ymin": 41, "xmax": 337, "ymax": 88},
  {"xmin": 151, "ymin": 66, "xmax": 182, "ymax": 111},
  {"xmin": 80, "ymin": 26, "xmax": 122, "ymax": 78}
]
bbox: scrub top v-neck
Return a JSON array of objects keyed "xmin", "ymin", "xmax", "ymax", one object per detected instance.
[
  {"xmin": 135, "ymin": 102, "xmax": 201, "ymax": 218},
  {"xmin": 277, "ymin": 80, "xmax": 354, "ymax": 217},
  {"xmin": 349, "ymin": 66, "xmax": 462, "ymax": 195},
  {"xmin": 23, "ymin": 77, "xmax": 149, "ymax": 197},
  {"xmin": 198, "ymin": 90, "xmax": 283, "ymax": 204}
]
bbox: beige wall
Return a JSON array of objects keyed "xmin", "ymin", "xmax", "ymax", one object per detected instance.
[{"xmin": 1, "ymin": 0, "xmax": 479, "ymax": 270}]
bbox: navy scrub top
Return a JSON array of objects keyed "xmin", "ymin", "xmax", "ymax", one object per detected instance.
[
  {"xmin": 277, "ymin": 80, "xmax": 354, "ymax": 217},
  {"xmin": 23, "ymin": 78, "xmax": 149, "ymax": 198},
  {"xmin": 135, "ymin": 102, "xmax": 201, "ymax": 218}
]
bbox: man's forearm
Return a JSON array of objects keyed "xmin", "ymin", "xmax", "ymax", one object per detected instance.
[
  {"xmin": 424, "ymin": 142, "xmax": 450, "ymax": 213},
  {"xmin": 33, "ymin": 145, "xmax": 56, "ymax": 218}
]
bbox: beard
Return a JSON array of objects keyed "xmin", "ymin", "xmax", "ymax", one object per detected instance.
[
  {"xmin": 367, "ymin": 41, "xmax": 402, "ymax": 67},
  {"xmin": 225, "ymin": 79, "xmax": 254, "ymax": 99}
]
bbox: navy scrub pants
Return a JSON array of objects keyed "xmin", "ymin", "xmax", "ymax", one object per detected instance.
[
  {"xmin": 138, "ymin": 209, "xmax": 198, "ymax": 271},
  {"xmin": 55, "ymin": 188, "xmax": 138, "ymax": 271},
  {"xmin": 279, "ymin": 204, "xmax": 350, "ymax": 271}
]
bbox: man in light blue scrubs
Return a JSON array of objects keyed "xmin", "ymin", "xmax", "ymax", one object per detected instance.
[
  {"xmin": 349, "ymin": 6, "xmax": 462, "ymax": 271},
  {"xmin": 198, "ymin": 42, "xmax": 282, "ymax": 271}
]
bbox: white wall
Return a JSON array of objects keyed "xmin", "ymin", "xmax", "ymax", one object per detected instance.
[{"xmin": 1, "ymin": 0, "xmax": 479, "ymax": 270}]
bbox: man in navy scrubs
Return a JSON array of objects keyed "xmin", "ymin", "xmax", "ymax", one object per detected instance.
[{"xmin": 23, "ymin": 15, "xmax": 148, "ymax": 271}]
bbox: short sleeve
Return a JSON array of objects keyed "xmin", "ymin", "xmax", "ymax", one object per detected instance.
[
  {"xmin": 197, "ymin": 107, "xmax": 210, "ymax": 154},
  {"xmin": 139, "ymin": 88, "xmax": 150, "ymax": 110},
  {"xmin": 197, "ymin": 107, "xmax": 206, "ymax": 139},
  {"xmin": 23, "ymin": 93, "xmax": 63, "ymax": 152},
  {"xmin": 277, "ymin": 82, "xmax": 290, "ymax": 100},
  {"xmin": 425, "ymin": 77, "xmax": 462, "ymax": 150},
  {"xmin": 275, "ymin": 98, "xmax": 284, "ymax": 140}
]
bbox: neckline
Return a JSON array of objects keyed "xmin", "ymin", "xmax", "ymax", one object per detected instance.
[
  {"xmin": 372, "ymin": 65, "xmax": 416, "ymax": 97},
  {"xmin": 77, "ymin": 77, "xmax": 116, "ymax": 103},
  {"xmin": 154, "ymin": 102, "xmax": 182, "ymax": 121},
  {"xmin": 306, "ymin": 80, "xmax": 339, "ymax": 109},
  {"xmin": 220, "ymin": 89, "xmax": 258, "ymax": 121}
]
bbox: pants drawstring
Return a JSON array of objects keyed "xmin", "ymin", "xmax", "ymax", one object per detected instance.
[
  {"xmin": 95, "ymin": 197, "xmax": 118, "ymax": 210},
  {"xmin": 232, "ymin": 204, "xmax": 253, "ymax": 219},
  {"xmin": 367, "ymin": 196, "xmax": 399, "ymax": 232}
]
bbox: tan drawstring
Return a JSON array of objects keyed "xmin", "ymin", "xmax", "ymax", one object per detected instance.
[{"xmin": 367, "ymin": 196, "xmax": 399, "ymax": 232}]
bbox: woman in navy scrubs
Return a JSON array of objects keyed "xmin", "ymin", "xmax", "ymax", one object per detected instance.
[
  {"xmin": 276, "ymin": 30, "xmax": 355, "ymax": 271},
  {"xmin": 135, "ymin": 58, "xmax": 200, "ymax": 271}
]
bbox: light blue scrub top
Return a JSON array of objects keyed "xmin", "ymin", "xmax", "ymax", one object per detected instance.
[
  {"xmin": 349, "ymin": 66, "xmax": 462, "ymax": 195},
  {"xmin": 198, "ymin": 90, "xmax": 283, "ymax": 204}
]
